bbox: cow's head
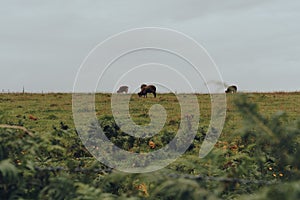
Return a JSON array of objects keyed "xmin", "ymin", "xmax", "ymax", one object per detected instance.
[{"xmin": 138, "ymin": 89, "xmax": 146, "ymax": 97}]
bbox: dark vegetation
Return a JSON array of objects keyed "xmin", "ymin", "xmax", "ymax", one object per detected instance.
[{"xmin": 0, "ymin": 92, "xmax": 300, "ymax": 199}]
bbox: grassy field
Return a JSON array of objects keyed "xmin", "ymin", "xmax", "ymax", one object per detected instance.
[
  {"xmin": 1, "ymin": 92, "xmax": 300, "ymax": 199},
  {"xmin": 1, "ymin": 92, "xmax": 299, "ymax": 134}
]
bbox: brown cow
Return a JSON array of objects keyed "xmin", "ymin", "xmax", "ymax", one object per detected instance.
[
  {"xmin": 138, "ymin": 85, "xmax": 156, "ymax": 98},
  {"xmin": 117, "ymin": 86, "xmax": 129, "ymax": 93},
  {"xmin": 225, "ymin": 85, "xmax": 237, "ymax": 93}
]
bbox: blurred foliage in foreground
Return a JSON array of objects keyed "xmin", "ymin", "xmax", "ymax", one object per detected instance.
[{"xmin": 0, "ymin": 94, "xmax": 300, "ymax": 199}]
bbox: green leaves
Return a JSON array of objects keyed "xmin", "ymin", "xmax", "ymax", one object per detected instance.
[
  {"xmin": 39, "ymin": 177, "xmax": 77, "ymax": 200},
  {"xmin": 151, "ymin": 179, "xmax": 213, "ymax": 200},
  {"xmin": 0, "ymin": 159, "xmax": 18, "ymax": 183}
]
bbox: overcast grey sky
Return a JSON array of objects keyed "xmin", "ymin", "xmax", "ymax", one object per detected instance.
[{"xmin": 1, "ymin": 0, "xmax": 299, "ymax": 92}]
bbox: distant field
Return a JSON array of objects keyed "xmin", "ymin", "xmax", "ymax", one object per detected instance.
[{"xmin": 0, "ymin": 92, "xmax": 299, "ymax": 134}]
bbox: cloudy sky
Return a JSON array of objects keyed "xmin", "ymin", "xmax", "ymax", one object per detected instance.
[{"xmin": 1, "ymin": 0, "xmax": 299, "ymax": 92}]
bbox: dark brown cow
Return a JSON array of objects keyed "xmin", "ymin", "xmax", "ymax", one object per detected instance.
[
  {"xmin": 117, "ymin": 86, "xmax": 129, "ymax": 93},
  {"xmin": 138, "ymin": 85, "xmax": 156, "ymax": 98},
  {"xmin": 225, "ymin": 85, "xmax": 237, "ymax": 93}
]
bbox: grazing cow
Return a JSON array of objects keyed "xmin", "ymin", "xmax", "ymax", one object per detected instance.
[
  {"xmin": 138, "ymin": 85, "xmax": 156, "ymax": 98},
  {"xmin": 225, "ymin": 85, "xmax": 237, "ymax": 93},
  {"xmin": 117, "ymin": 86, "xmax": 129, "ymax": 93}
]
